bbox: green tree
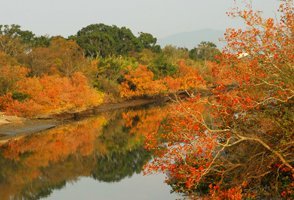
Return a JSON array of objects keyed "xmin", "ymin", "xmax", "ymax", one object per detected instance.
[
  {"xmin": 74, "ymin": 24, "xmax": 114, "ymax": 57},
  {"xmin": 189, "ymin": 41, "xmax": 220, "ymax": 61},
  {"xmin": 74, "ymin": 24, "xmax": 142, "ymax": 57},
  {"xmin": 138, "ymin": 32, "xmax": 161, "ymax": 52},
  {"xmin": 74, "ymin": 23, "xmax": 160, "ymax": 57},
  {"xmin": 0, "ymin": 24, "xmax": 35, "ymax": 44},
  {"xmin": 149, "ymin": 53, "xmax": 178, "ymax": 79},
  {"xmin": 32, "ymin": 35, "xmax": 51, "ymax": 47}
]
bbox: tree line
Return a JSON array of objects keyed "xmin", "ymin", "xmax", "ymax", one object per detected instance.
[{"xmin": 0, "ymin": 23, "xmax": 220, "ymax": 116}]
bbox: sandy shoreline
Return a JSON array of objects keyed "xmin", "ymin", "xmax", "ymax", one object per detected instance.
[
  {"xmin": 0, "ymin": 111, "xmax": 58, "ymax": 139},
  {"xmin": 0, "ymin": 112, "xmax": 25, "ymax": 126}
]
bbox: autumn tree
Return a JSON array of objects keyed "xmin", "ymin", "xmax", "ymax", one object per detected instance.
[
  {"xmin": 1, "ymin": 72, "xmax": 104, "ymax": 117},
  {"xmin": 163, "ymin": 60, "xmax": 205, "ymax": 93},
  {"xmin": 0, "ymin": 52, "xmax": 29, "ymax": 96},
  {"xmin": 0, "ymin": 25, "xmax": 28, "ymax": 57},
  {"xmin": 144, "ymin": 1, "xmax": 294, "ymax": 199},
  {"xmin": 0, "ymin": 51, "xmax": 19, "ymax": 66},
  {"xmin": 120, "ymin": 65, "xmax": 167, "ymax": 98},
  {"xmin": 119, "ymin": 60, "xmax": 205, "ymax": 98},
  {"xmin": 0, "ymin": 66, "xmax": 28, "ymax": 97},
  {"xmin": 26, "ymin": 37, "xmax": 88, "ymax": 77},
  {"xmin": 0, "ymin": 24, "xmax": 49, "ymax": 58}
]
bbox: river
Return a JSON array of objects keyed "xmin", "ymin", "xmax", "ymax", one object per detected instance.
[{"xmin": 0, "ymin": 105, "xmax": 181, "ymax": 200}]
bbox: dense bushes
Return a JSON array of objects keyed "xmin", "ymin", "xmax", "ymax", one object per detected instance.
[{"xmin": 0, "ymin": 73, "xmax": 103, "ymax": 117}]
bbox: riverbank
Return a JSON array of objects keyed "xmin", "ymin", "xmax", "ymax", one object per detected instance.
[
  {"xmin": 0, "ymin": 87, "xmax": 218, "ymax": 139},
  {"xmin": 46, "ymin": 96, "xmax": 169, "ymax": 120},
  {"xmin": 0, "ymin": 112, "xmax": 23, "ymax": 126},
  {"xmin": 0, "ymin": 111, "xmax": 58, "ymax": 139},
  {"xmin": 0, "ymin": 97, "xmax": 169, "ymax": 139}
]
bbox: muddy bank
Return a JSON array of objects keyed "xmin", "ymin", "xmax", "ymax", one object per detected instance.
[{"xmin": 0, "ymin": 97, "xmax": 168, "ymax": 139}]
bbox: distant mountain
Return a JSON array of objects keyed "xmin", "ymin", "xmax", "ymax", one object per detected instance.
[{"xmin": 158, "ymin": 29, "xmax": 225, "ymax": 49}]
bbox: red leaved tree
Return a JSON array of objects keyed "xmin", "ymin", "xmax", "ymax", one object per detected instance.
[{"xmin": 144, "ymin": 1, "xmax": 294, "ymax": 199}]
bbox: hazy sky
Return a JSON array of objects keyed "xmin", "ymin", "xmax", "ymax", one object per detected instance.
[{"xmin": 0, "ymin": 0, "xmax": 280, "ymax": 38}]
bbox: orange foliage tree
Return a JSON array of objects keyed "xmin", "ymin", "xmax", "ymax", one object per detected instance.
[
  {"xmin": 1, "ymin": 72, "xmax": 104, "ymax": 117},
  {"xmin": 119, "ymin": 65, "xmax": 167, "ymax": 98},
  {"xmin": 144, "ymin": 1, "xmax": 294, "ymax": 199},
  {"xmin": 120, "ymin": 62, "xmax": 205, "ymax": 98},
  {"xmin": 164, "ymin": 60, "xmax": 205, "ymax": 93},
  {"xmin": 26, "ymin": 37, "xmax": 90, "ymax": 77},
  {"xmin": 0, "ymin": 51, "xmax": 19, "ymax": 66},
  {"xmin": 0, "ymin": 65, "xmax": 29, "ymax": 96},
  {"xmin": 0, "ymin": 51, "xmax": 29, "ymax": 96}
]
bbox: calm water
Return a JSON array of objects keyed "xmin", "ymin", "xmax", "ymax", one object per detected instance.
[{"xmin": 0, "ymin": 106, "xmax": 180, "ymax": 200}]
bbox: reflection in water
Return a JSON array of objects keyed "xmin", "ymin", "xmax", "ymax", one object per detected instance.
[
  {"xmin": 0, "ymin": 106, "xmax": 171, "ymax": 200},
  {"xmin": 92, "ymin": 148, "xmax": 150, "ymax": 182},
  {"xmin": 1, "ymin": 102, "xmax": 292, "ymax": 199}
]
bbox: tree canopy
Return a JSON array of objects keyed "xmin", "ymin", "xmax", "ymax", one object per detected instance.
[{"xmin": 74, "ymin": 23, "xmax": 161, "ymax": 58}]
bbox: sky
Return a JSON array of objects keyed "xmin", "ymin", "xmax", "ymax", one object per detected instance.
[{"xmin": 0, "ymin": 0, "xmax": 280, "ymax": 38}]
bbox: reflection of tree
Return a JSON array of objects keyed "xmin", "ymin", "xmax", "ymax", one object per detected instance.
[
  {"xmin": 0, "ymin": 152, "xmax": 20, "ymax": 184},
  {"xmin": 20, "ymin": 180, "xmax": 66, "ymax": 200},
  {"xmin": 0, "ymin": 115, "xmax": 106, "ymax": 200},
  {"xmin": 92, "ymin": 147, "xmax": 150, "ymax": 182},
  {"xmin": 0, "ymin": 107, "xmax": 155, "ymax": 199},
  {"xmin": 99, "ymin": 116, "xmax": 136, "ymax": 151},
  {"xmin": 91, "ymin": 112, "xmax": 151, "ymax": 182},
  {"xmin": 18, "ymin": 155, "xmax": 96, "ymax": 200},
  {"xmin": 122, "ymin": 106, "xmax": 169, "ymax": 150}
]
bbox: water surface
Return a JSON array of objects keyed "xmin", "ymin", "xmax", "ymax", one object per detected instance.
[{"xmin": 0, "ymin": 106, "xmax": 179, "ymax": 200}]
